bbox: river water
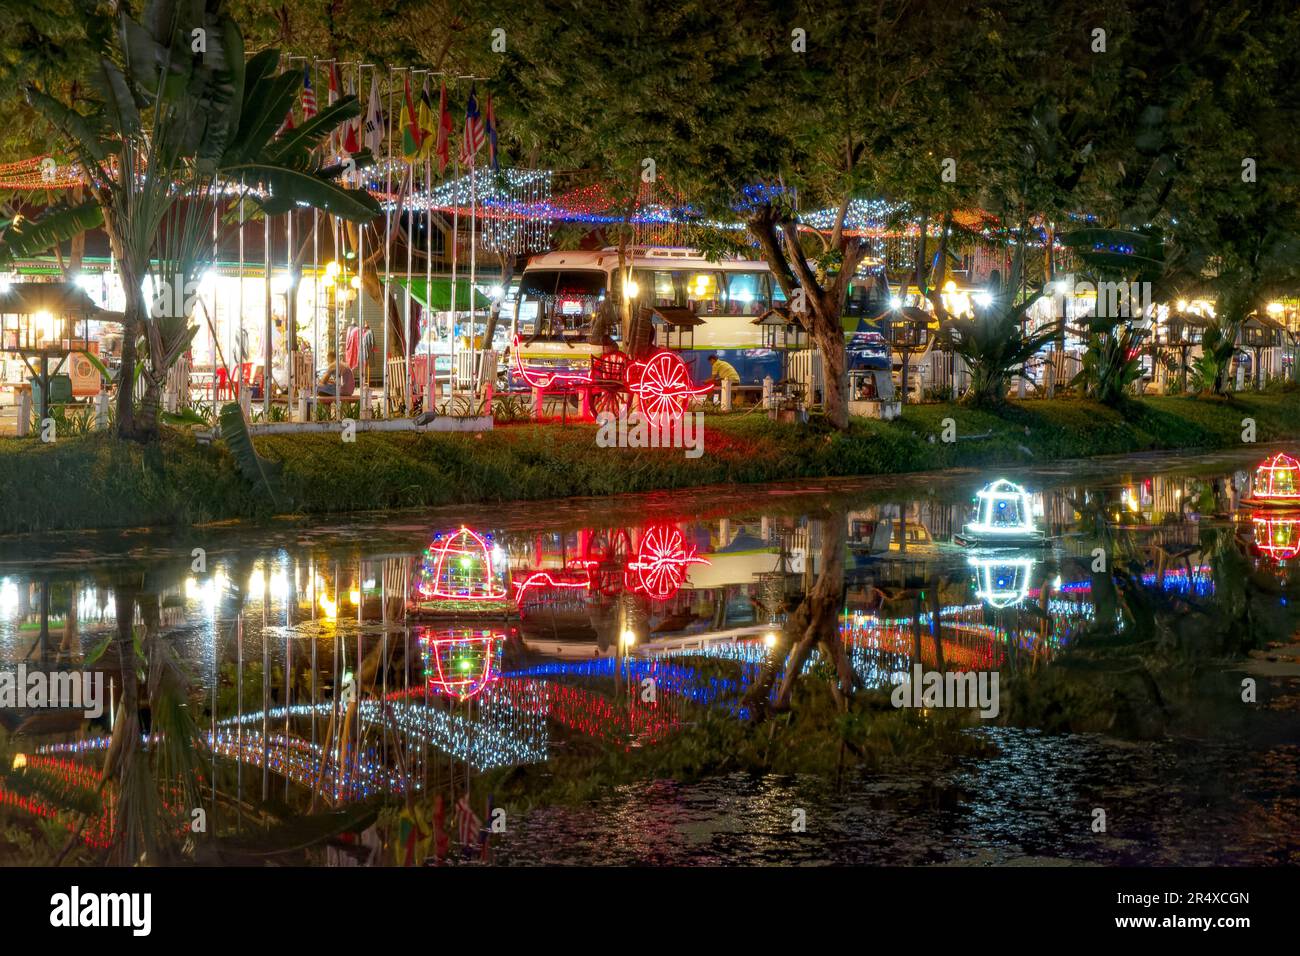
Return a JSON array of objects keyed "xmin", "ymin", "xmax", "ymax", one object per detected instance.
[{"xmin": 0, "ymin": 445, "xmax": 1297, "ymax": 865}]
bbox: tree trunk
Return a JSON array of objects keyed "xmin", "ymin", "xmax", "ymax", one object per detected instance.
[
  {"xmin": 815, "ymin": 322, "xmax": 849, "ymax": 429},
  {"xmin": 137, "ymin": 378, "xmax": 162, "ymax": 439},
  {"xmin": 773, "ymin": 506, "xmax": 850, "ymax": 711},
  {"xmin": 115, "ymin": 291, "xmax": 142, "ymax": 441}
]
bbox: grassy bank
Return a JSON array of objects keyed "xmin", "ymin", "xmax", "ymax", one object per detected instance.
[{"xmin": 2, "ymin": 391, "xmax": 1298, "ymax": 536}]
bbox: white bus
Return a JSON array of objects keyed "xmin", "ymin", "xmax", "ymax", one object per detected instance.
[
  {"xmin": 510, "ymin": 247, "xmax": 795, "ymax": 386},
  {"xmin": 510, "ymin": 246, "xmax": 893, "ymax": 387}
]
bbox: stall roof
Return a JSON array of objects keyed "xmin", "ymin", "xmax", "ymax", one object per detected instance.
[
  {"xmin": 395, "ymin": 277, "xmax": 492, "ymax": 311},
  {"xmin": 643, "ymin": 306, "xmax": 703, "ymax": 327},
  {"xmin": 0, "ymin": 281, "xmax": 103, "ymax": 315}
]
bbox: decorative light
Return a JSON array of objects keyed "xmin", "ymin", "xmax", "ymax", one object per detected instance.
[
  {"xmin": 1252, "ymin": 514, "xmax": 1299, "ymax": 562},
  {"xmin": 620, "ymin": 629, "xmax": 637, "ymax": 647},
  {"xmin": 969, "ymin": 555, "xmax": 1036, "ymax": 609},
  {"xmin": 624, "ymin": 278, "xmax": 640, "ymax": 298},
  {"xmin": 420, "ymin": 629, "xmax": 504, "ymax": 701},
  {"xmin": 324, "ymin": 260, "xmax": 341, "ymax": 281},
  {"xmin": 888, "ymin": 296, "xmax": 902, "ymax": 310},
  {"xmin": 973, "ymin": 292, "xmax": 993, "ymax": 308},
  {"xmin": 625, "ymin": 351, "xmax": 713, "ymax": 427},
  {"xmin": 1250, "ymin": 453, "xmax": 1300, "ymax": 504},
  {"xmin": 625, "ymin": 524, "xmax": 708, "ymax": 600},
  {"xmin": 964, "ymin": 479, "xmax": 1040, "ymax": 537},
  {"xmin": 413, "ymin": 526, "xmax": 509, "ymax": 604}
]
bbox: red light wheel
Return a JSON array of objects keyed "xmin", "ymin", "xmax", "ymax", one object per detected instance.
[
  {"xmin": 627, "ymin": 524, "xmax": 704, "ymax": 601},
  {"xmin": 629, "ymin": 351, "xmax": 695, "ymax": 427}
]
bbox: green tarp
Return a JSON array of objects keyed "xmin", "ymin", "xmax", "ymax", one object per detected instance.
[{"xmin": 395, "ymin": 277, "xmax": 493, "ymax": 312}]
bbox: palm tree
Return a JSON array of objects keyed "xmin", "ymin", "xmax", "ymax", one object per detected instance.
[
  {"xmin": 8, "ymin": 0, "xmax": 378, "ymax": 440},
  {"xmin": 945, "ymin": 304, "xmax": 1057, "ymax": 407}
]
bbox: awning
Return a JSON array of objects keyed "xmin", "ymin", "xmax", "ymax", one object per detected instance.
[{"xmin": 395, "ymin": 277, "xmax": 492, "ymax": 312}]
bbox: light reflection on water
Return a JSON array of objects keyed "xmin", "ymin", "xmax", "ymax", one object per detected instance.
[{"xmin": 0, "ymin": 445, "xmax": 1297, "ymax": 863}]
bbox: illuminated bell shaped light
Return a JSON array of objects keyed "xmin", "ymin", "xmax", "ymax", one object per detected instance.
[
  {"xmin": 416, "ymin": 526, "xmax": 508, "ymax": 601},
  {"xmin": 1252, "ymin": 452, "xmax": 1300, "ymax": 502},
  {"xmin": 969, "ymin": 556, "xmax": 1036, "ymax": 609},
  {"xmin": 420, "ymin": 629, "xmax": 503, "ymax": 701},
  {"xmin": 967, "ymin": 479, "xmax": 1038, "ymax": 536},
  {"xmin": 1252, "ymin": 514, "xmax": 1300, "ymax": 562}
]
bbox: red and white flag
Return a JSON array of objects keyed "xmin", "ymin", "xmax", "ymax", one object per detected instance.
[
  {"xmin": 301, "ymin": 67, "xmax": 317, "ymax": 120},
  {"xmin": 454, "ymin": 795, "xmax": 481, "ymax": 848},
  {"xmin": 458, "ymin": 84, "xmax": 486, "ymax": 168}
]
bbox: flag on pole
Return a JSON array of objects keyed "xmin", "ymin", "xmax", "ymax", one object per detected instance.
[
  {"xmin": 401, "ymin": 73, "xmax": 424, "ymax": 162},
  {"xmin": 454, "ymin": 794, "xmax": 481, "ymax": 851},
  {"xmin": 343, "ymin": 76, "xmax": 361, "ymax": 155},
  {"xmin": 326, "ymin": 64, "xmax": 341, "ymax": 153},
  {"xmin": 417, "ymin": 77, "xmax": 436, "ymax": 161},
  {"xmin": 301, "ymin": 67, "xmax": 317, "ymax": 120},
  {"xmin": 458, "ymin": 84, "xmax": 486, "ymax": 168},
  {"xmin": 485, "ymin": 93, "xmax": 499, "ymax": 171},
  {"xmin": 435, "ymin": 81, "xmax": 453, "ymax": 175},
  {"xmin": 363, "ymin": 72, "xmax": 385, "ymax": 158},
  {"xmin": 276, "ymin": 80, "xmax": 296, "ymax": 138}
]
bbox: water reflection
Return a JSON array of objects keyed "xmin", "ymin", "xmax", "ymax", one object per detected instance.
[{"xmin": 0, "ymin": 448, "xmax": 1297, "ymax": 863}]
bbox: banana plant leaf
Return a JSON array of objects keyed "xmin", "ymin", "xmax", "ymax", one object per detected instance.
[
  {"xmin": 0, "ymin": 200, "xmax": 104, "ymax": 265},
  {"xmin": 218, "ymin": 402, "xmax": 281, "ymax": 507}
]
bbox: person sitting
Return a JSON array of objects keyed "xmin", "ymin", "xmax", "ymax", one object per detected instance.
[
  {"xmin": 707, "ymin": 354, "xmax": 741, "ymax": 386},
  {"xmin": 317, "ymin": 350, "xmax": 355, "ymax": 397}
]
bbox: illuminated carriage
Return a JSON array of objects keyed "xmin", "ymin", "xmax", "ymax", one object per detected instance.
[
  {"xmin": 511, "ymin": 334, "xmax": 711, "ymax": 426},
  {"xmin": 511, "ymin": 524, "xmax": 709, "ymax": 611}
]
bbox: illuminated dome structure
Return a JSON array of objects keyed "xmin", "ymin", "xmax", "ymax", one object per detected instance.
[
  {"xmin": 969, "ymin": 555, "xmax": 1037, "ymax": 609},
  {"xmin": 419, "ymin": 628, "xmax": 504, "ymax": 701},
  {"xmin": 1243, "ymin": 452, "xmax": 1300, "ymax": 508},
  {"xmin": 955, "ymin": 479, "xmax": 1045, "ymax": 547},
  {"xmin": 410, "ymin": 526, "xmax": 510, "ymax": 616},
  {"xmin": 1251, "ymin": 513, "xmax": 1300, "ymax": 563}
]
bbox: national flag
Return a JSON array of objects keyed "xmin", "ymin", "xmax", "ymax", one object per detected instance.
[
  {"xmin": 395, "ymin": 808, "xmax": 426, "ymax": 867},
  {"xmin": 342, "ymin": 76, "xmax": 361, "ymax": 155},
  {"xmin": 417, "ymin": 78, "xmax": 436, "ymax": 161},
  {"xmin": 275, "ymin": 88, "xmax": 295, "ymax": 138},
  {"xmin": 401, "ymin": 72, "xmax": 423, "ymax": 162},
  {"xmin": 363, "ymin": 72, "xmax": 385, "ymax": 158},
  {"xmin": 454, "ymin": 794, "xmax": 481, "ymax": 850},
  {"xmin": 485, "ymin": 92, "xmax": 499, "ymax": 171},
  {"xmin": 435, "ymin": 81, "xmax": 453, "ymax": 175},
  {"xmin": 326, "ymin": 64, "xmax": 341, "ymax": 153},
  {"xmin": 432, "ymin": 794, "xmax": 449, "ymax": 864},
  {"xmin": 458, "ymin": 84, "xmax": 486, "ymax": 168},
  {"xmin": 301, "ymin": 67, "xmax": 317, "ymax": 120}
]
